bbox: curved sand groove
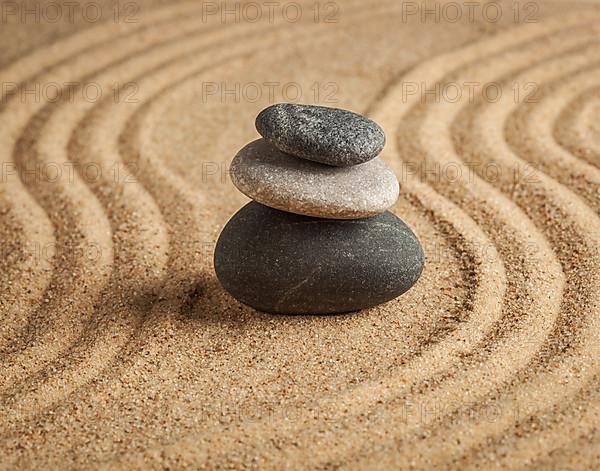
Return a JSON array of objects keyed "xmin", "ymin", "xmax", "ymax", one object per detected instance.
[
  {"xmin": 122, "ymin": 12, "xmax": 600, "ymax": 468},
  {"xmin": 328, "ymin": 23, "xmax": 596, "ymax": 471},
  {"xmin": 0, "ymin": 4, "xmax": 296, "ymax": 439},
  {"xmin": 408, "ymin": 24, "xmax": 600, "ymax": 469},
  {"xmin": 503, "ymin": 53, "xmax": 600, "ymax": 213},
  {"xmin": 0, "ymin": 0, "xmax": 385, "ymax": 422},
  {"xmin": 110, "ymin": 0, "xmax": 390, "ymax": 364},
  {"xmin": 75, "ymin": 0, "xmax": 442, "ymax": 436},
  {"xmin": 0, "ymin": 8, "xmax": 234, "ymax": 400},
  {"xmin": 1, "ymin": 0, "xmax": 408, "ymax": 458},
  {"xmin": 456, "ymin": 32, "xmax": 600, "ymax": 355},
  {"xmin": 321, "ymin": 18, "xmax": 600, "ymax": 469},
  {"xmin": 86, "ymin": 9, "xmax": 600, "ymax": 470},
  {"xmin": 0, "ymin": 14, "xmax": 272, "ymax": 462},
  {"xmin": 104, "ymin": 23, "xmax": 564, "ymax": 471},
  {"xmin": 0, "ymin": 100, "xmax": 56, "ymax": 352},
  {"xmin": 0, "ymin": 67, "xmax": 173, "ymax": 422},
  {"xmin": 0, "ymin": 101, "xmax": 114, "ymax": 380},
  {"xmin": 401, "ymin": 26, "xmax": 600, "ymax": 465},
  {"xmin": 0, "ymin": 2, "xmax": 209, "ymax": 346},
  {"xmin": 111, "ymin": 0, "xmax": 408, "ymax": 363},
  {"xmin": 0, "ymin": 13, "xmax": 338, "ymax": 432},
  {"xmin": 474, "ymin": 382, "xmax": 600, "ymax": 469},
  {"xmin": 0, "ymin": 1, "xmax": 249, "ymax": 357},
  {"xmin": 2, "ymin": 1, "xmax": 600, "ymax": 468},
  {"xmin": 3, "ymin": 12, "xmax": 492, "ymax": 471},
  {"xmin": 0, "ymin": 1, "xmax": 219, "ymax": 372},
  {"xmin": 105, "ymin": 0, "xmax": 419, "ymax": 372},
  {"xmin": 99, "ymin": 11, "xmax": 527, "ymax": 469},
  {"xmin": 0, "ymin": 190, "xmax": 54, "ymax": 350},
  {"xmin": 554, "ymin": 86, "xmax": 600, "ymax": 170}
]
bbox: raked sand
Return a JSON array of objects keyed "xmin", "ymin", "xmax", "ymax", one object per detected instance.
[{"xmin": 0, "ymin": 0, "xmax": 599, "ymax": 468}]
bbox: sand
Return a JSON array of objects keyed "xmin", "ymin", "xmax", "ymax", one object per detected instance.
[{"xmin": 0, "ymin": 0, "xmax": 599, "ymax": 468}]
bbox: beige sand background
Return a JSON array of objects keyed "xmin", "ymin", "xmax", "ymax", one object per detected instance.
[{"xmin": 0, "ymin": 0, "xmax": 599, "ymax": 468}]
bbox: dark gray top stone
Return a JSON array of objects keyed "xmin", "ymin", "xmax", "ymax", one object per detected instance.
[{"xmin": 255, "ymin": 103, "xmax": 386, "ymax": 167}]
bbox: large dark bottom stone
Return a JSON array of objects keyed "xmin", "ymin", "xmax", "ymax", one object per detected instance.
[{"xmin": 214, "ymin": 202, "xmax": 424, "ymax": 314}]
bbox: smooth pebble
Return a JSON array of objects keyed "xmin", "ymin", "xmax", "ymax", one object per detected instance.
[
  {"xmin": 214, "ymin": 202, "xmax": 425, "ymax": 314},
  {"xmin": 230, "ymin": 139, "xmax": 399, "ymax": 219},
  {"xmin": 255, "ymin": 103, "xmax": 386, "ymax": 167}
]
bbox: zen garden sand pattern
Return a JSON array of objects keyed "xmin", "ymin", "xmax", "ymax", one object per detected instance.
[{"xmin": 0, "ymin": 0, "xmax": 598, "ymax": 468}]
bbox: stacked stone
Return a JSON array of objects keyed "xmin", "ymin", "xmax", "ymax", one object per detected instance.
[{"xmin": 214, "ymin": 104, "xmax": 424, "ymax": 314}]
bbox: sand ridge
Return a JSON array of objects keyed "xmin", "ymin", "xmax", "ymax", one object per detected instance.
[{"xmin": 0, "ymin": 0, "xmax": 599, "ymax": 468}]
